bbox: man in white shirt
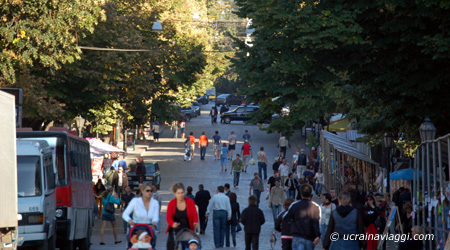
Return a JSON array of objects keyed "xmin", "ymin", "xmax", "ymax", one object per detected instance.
[
  {"xmin": 206, "ymin": 186, "xmax": 232, "ymax": 248},
  {"xmin": 278, "ymin": 159, "xmax": 291, "ymax": 188},
  {"xmin": 278, "ymin": 132, "xmax": 289, "ymax": 158}
]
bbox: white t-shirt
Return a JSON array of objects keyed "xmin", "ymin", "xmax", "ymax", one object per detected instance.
[
  {"xmin": 118, "ymin": 173, "xmax": 123, "ymax": 186},
  {"xmin": 153, "ymin": 125, "xmax": 160, "ymax": 133},
  {"xmin": 279, "ymin": 137, "xmax": 288, "ymax": 147},
  {"xmin": 279, "ymin": 164, "xmax": 291, "ymax": 177},
  {"xmin": 320, "ymin": 203, "xmax": 336, "ymax": 225},
  {"xmin": 315, "ymin": 172, "xmax": 324, "ymax": 184}
]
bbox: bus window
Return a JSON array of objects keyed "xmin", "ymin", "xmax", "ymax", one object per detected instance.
[
  {"xmin": 55, "ymin": 141, "xmax": 67, "ymax": 186},
  {"xmin": 45, "ymin": 155, "xmax": 56, "ymax": 190}
]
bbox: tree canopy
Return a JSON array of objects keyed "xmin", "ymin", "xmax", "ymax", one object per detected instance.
[{"xmin": 233, "ymin": 0, "xmax": 450, "ymax": 143}]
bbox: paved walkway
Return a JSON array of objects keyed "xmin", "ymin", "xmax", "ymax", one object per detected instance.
[{"xmin": 87, "ymin": 102, "xmax": 398, "ymax": 250}]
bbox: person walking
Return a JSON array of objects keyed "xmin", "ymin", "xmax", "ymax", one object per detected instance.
[
  {"xmin": 135, "ymin": 157, "xmax": 146, "ymax": 183},
  {"xmin": 186, "ymin": 186, "xmax": 195, "ymax": 200},
  {"xmin": 152, "ymin": 122, "xmax": 160, "ymax": 143},
  {"xmin": 100, "ymin": 187, "xmax": 121, "ymax": 245},
  {"xmin": 220, "ymin": 105, "xmax": 228, "ymax": 123},
  {"xmin": 212, "ymin": 131, "xmax": 222, "ymax": 160},
  {"xmin": 241, "ymin": 195, "xmax": 265, "ymax": 250},
  {"xmin": 121, "ymin": 186, "xmax": 135, "ymax": 233},
  {"xmin": 278, "ymin": 132, "xmax": 289, "ymax": 158},
  {"xmin": 180, "ymin": 120, "xmax": 186, "ymax": 138},
  {"xmin": 166, "ymin": 183, "xmax": 199, "ymax": 250},
  {"xmin": 272, "ymin": 157, "xmax": 281, "ymax": 174},
  {"xmin": 226, "ymin": 192, "xmax": 241, "ymax": 247},
  {"xmin": 363, "ymin": 194, "xmax": 380, "ymax": 250},
  {"xmin": 296, "ymin": 149, "xmax": 308, "ymax": 179},
  {"xmin": 249, "ymin": 173, "xmax": 264, "ymax": 207},
  {"xmin": 269, "ymin": 180, "xmax": 285, "ymax": 223},
  {"xmin": 224, "ymin": 183, "xmax": 231, "ymax": 196},
  {"xmin": 284, "ymin": 184, "xmax": 321, "ymax": 250},
  {"xmin": 278, "ymin": 159, "xmax": 291, "ymax": 188},
  {"xmin": 314, "ymin": 168, "xmax": 324, "ymax": 198},
  {"xmin": 319, "ymin": 193, "xmax": 336, "ymax": 244},
  {"xmin": 231, "ymin": 154, "xmax": 244, "ymax": 187},
  {"xmin": 257, "ymin": 147, "xmax": 268, "ymax": 180},
  {"xmin": 284, "ymin": 173, "xmax": 298, "ymax": 199},
  {"xmin": 323, "ymin": 192, "xmax": 365, "ymax": 250},
  {"xmin": 275, "ymin": 198, "xmax": 295, "ymax": 250},
  {"xmin": 122, "ymin": 183, "xmax": 159, "ymax": 235},
  {"xmin": 194, "ymin": 184, "xmax": 211, "ymax": 235},
  {"xmin": 210, "ymin": 107, "xmax": 216, "ymax": 125},
  {"xmin": 213, "ymin": 105, "xmax": 219, "ymax": 123},
  {"xmin": 184, "ymin": 137, "xmax": 192, "ymax": 161},
  {"xmin": 330, "ymin": 188, "xmax": 339, "ymax": 206},
  {"xmin": 228, "ymin": 131, "xmax": 237, "ymax": 160},
  {"xmin": 240, "ymin": 140, "xmax": 252, "ymax": 173},
  {"xmin": 243, "ymin": 130, "xmax": 252, "ymax": 144},
  {"xmin": 116, "ymin": 166, "xmax": 128, "ymax": 199},
  {"xmin": 267, "ymin": 172, "xmax": 281, "ymax": 195},
  {"xmin": 206, "ymin": 186, "xmax": 232, "ymax": 248},
  {"xmin": 189, "ymin": 132, "xmax": 196, "ymax": 160},
  {"xmin": 199, "ymin": 131, "xmax": 209, "ymax": 160},
  {"xmin": 220, "ymin": 143, "xmax": 229, "ymax": 172}
]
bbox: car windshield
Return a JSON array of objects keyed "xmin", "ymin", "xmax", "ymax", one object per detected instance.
[
  {"xmin": 218, "ymin": 94, "xmax": 228, "ymax": 98},
  {"xmin": 145, "ymin": 164, "xmax": 156, "ymax": 174},
  {"xmin": 17, "ymin": 156, "xmax": 42, "ymax": 197}
]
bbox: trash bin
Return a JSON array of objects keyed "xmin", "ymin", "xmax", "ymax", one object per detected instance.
[{"xmin": 126, "ymin": 131, "xmax": 135, "ymax": 151}]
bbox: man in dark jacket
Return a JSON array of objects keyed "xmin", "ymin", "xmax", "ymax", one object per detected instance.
[
  {"xmin": 353, "ymin": 184, "xmax": 366, "ymax": 206},
  {"xmin": 275, "ymin": 198, "xmax": 295, "ymax": 250},
  {"xmin": 241, "ymin": 195, "xmax": 265, "ymax": 250},
  {"xmin": 195, "ymin": 184, "xmax": 211, "ymax": 235},
  {"xmin": 284, "ymin": 184, "xmax": 320, "ymax": 250},
  {"xmin": 135, "ymin": 157, "xmax": 146, "ymax": 183}
]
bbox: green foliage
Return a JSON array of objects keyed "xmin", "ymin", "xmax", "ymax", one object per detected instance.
[
  {"xmin": 89, "ymin": 101, "xmax": 132, "ymax": 135},
  {"xmin": 233, "ymin": 0, "xmax": 450, "ymax": 148},
  {"xmin": 0, "ymin": 0, "xmax": 105, "ymax": 83}
]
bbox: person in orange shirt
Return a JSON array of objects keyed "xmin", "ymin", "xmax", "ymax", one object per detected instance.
[
  {"xmin": 189, "ymin": 132, "xmax": 196, "ymax": 160},
  {"xmin": 199, "ymin": 131, "xmax": 209, "ymax": 160}
]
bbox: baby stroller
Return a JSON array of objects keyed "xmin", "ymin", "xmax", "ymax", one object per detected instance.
[
  {"xmin": 127, "ymin": 223, "xmax": 156, "ymax": 250},
  {"xmin": 175, "ymin": 228, "xmax": 201, "ymax": 250}
]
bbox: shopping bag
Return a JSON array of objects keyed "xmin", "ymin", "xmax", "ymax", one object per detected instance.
[{"xmin": 250, "ymin": 158, "xmax": 256, "ymax": 165}]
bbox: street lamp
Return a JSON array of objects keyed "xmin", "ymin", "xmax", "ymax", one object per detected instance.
[
  {"xmin": 152, "ymin": 20, "xmax": 163, "ymax": 32},
  {"xmin": 75, "ymin": 116, "xmax": 85, "ymax": 138},
  {"xmin": 419, "ymin": 118, "xmax": 437, "ymax": 142},
  {"xmin": 384, "ymin": 132, "xmax": 395, "ymax": 193}
]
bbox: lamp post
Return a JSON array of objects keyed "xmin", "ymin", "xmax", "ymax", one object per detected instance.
[
  {"xmin": 75, "ymin": 116, "xmax": 85, "ymax": 138},
  {"xmin": 384, "ymin": 132, "xmax": 394, "ymax": 193},
  {"xmin": 419, "ymin": 118, "xmax": 437, "ymax": 142}
]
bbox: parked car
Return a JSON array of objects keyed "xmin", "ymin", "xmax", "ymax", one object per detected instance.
[
  {"xmin": 221, "ymin": 105, "xmax": 259, "ymax": 124},
  {"xmin": 215, "ymin": 94, "xmax": 243, "ymax": 106},
  {"xmin": 191, "ymin": 101, "xmax": 201, "ymax": 116},
  {"xmin": 196, "ymin": 94, "xmax": 209, "ymax": 104},
  {"xmin": 127, "ymin": 162, "xmax": 161, "ymax": 189},
  {"xmin": 176, "ymin": 105, "xmax": 197, "ymax": 121}
]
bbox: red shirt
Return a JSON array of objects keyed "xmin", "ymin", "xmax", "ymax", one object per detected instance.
[
  {"xmin": 241, "ymin": 143, "xmax": 251, "ymax": 155},
  {"xmin": 199, "ymin": 135, "xmax": 209, "ymax": 147},
  {"xmin": 189, "ymin": 135, "xmax": 195, "ymax": 145},
  {"xmin": 166, "ymin": 197, "xmax": 198, "ymax": 233}
]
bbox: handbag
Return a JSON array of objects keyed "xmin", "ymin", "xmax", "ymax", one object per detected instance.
[
  {"xmin": 104, "ymin": 195, "xmax": 115, "ymax": 214},
  {"xmin": 236, "ymin": 223, "xmax": 242, "ymax": 232}
]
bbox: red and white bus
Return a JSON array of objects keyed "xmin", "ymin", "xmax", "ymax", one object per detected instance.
[{"xmin": 17, "ymin": 128, "xmax": 93, "ymax": 250}]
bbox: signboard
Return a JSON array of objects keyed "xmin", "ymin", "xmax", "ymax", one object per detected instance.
[
  {"xmin": 378, "ymin": 206, "xmax": 402, "ymax": 249},
  {"xmin": 91, "ymin": 158, "xmax": 104, "ymax": 182}
]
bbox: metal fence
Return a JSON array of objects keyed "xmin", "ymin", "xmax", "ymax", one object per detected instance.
[{"xmin": 413, "ymin": 134, "xmax": 450, "ymax": 249}]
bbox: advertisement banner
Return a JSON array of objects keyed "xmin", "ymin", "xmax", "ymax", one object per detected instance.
[{"xmin": 91, "ymin": 158, "xmax": 104, "ymax": 182}]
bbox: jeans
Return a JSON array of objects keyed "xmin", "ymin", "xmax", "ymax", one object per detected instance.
[
  {"xmin": 233, "ymin": 171, "xmax": 241, "ymax": 186},
  {"xmin": 221, "ymin": 156, "xmax": 228, "ymax": 167},
  {"xmin": 286, "ymin": 189, "xmax": 295, "ymax": 199},
  {"xmin": 245, "ymin": 233, "xmax": 260, "ymax": 250},
  {"xmin": 258, "ymin": 162, "xmax": 267, "ymax": 179},
  {"xmin": 320, "ymin": 224, "xmax": 328, "ymax": 244},
  {"xmin": 271, "ymin": 204, "xmax": 282, "ymax": 223},
  {"xmin": 200, "ymin": 145, "xmax": 207, "ymax": 160},
  {"xmin": 253, "ymin": 190, "xmax": 261, "ymax": 207},
  {"xmin": 226, "ymin": 223, "xmax": 237, "ymax": 247},
  {"xmin": 213, "ymin": 210, "xmax": 227, "ymax": 247},
  {"xmin": 292, "ymin": 236, "xmax": 314, "ymax": 250},
  {"xmin": 315, "ymin": 183, "xmax": 323, "ymax": 196}
]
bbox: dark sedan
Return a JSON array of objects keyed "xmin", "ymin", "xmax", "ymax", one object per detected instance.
[
  {"xmin": 221, "ymin": 105, "xmax": 259, "ymax": 124},
  {"xmin": 215, "ymin": 94, "xmax": 243, "ymax": 106},
  {"xmin": 127, "ymin": 162, "xmax": 161, "ymax": 189}
]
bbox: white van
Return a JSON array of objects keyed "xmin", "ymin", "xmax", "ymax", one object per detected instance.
[{"xmin": 16, "ymin": 140, "xmax": 57, "ymax": 250}]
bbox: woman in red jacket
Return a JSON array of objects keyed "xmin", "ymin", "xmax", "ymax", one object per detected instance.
[{"xmin": 166, "ymin": 182, "xmax": 199, "ymax": 250}]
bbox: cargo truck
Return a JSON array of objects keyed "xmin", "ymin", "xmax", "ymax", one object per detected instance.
[{"xmin": 0, "ymin": 91, "xmax": 19, "ymax": 249}]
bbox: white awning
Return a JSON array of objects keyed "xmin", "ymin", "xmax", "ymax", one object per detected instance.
[{"xmin": 322, "ymin": 130, "xmax": 379, "ymax": 166}]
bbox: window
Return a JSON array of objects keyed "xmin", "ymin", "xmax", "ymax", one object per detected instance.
[
  {"xmin": 17, "ymin": 156, "xmax": 42, "ymax": 197},
  {"xmin": 235, "ymin": 108, "xmax": 245, "ymax": 114},
  {"xmin": 45, "ymin": 155, "xmax": 56, "ymax": 190}
]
